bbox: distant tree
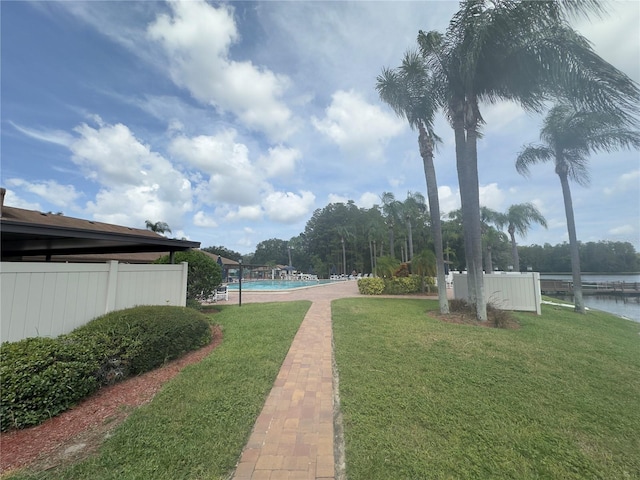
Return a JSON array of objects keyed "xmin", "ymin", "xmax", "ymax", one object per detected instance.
[
  {"xmin": 412, "ymin": 248, "xmax": 436, "ymax": 293},
  {"xmin": 145, "ymin": 220, "xmax": 172, "ymax": 235},
  {"xmin": 202, "ymin": 245, "xmax": 242, "ymax": 261},
  {"xmin": 516, "ymin": 104, "xmax": 640, "ymax": 313},
  {"xmin": 252, "ymin": 238, "xmax": 289, "ymax": 266},
  {"xmin": 376, "ymin": 256, "xmax": 401, "ymax": 279},
  {"xmin": 498, "ymin": 203, "xmax": 548, "ymax": 272},
  {"xmin": 155, "ymin": 250, "xmax": 221, "ymax": 302}
]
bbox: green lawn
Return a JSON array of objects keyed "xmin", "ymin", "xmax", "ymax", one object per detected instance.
[
  {"xmin": 333, "ymin": 298, "xmax": 640, "ymax": 479},
  {"xmin": 7, "ymin": 301, "xmax": 310, "ymax": 480},
  {"xmin": 9, "ymin": 298, "xmax": 639, "ymax": 479}
]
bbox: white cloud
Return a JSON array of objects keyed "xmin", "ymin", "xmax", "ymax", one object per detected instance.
[
  {"xmin": 437, "ymin": 185, "xmax": 460, "ymax": 215},
  {"xmin": 312, "ymin": 90, "xmax": 405, "ymax": 161},
  {"xmin": 5, "ymin": 179, "xmax": 82, "ymax": 209},
  {"xmin": 10, "ymin": 122, "xmax": 73, "ymax": 147},
  {"xmin": 193, "ymin": 210, "xmax": 218, "ymax": 228},
  {"xmin": 147, "ymin": 0, "xmax": 294, "ymax": 140},
  {"xmin": 169, "ymin": 130, "xmax": 250, "ymax": 175},
  {"xmin": 224, "ymin": 205, "xmax": 264, "ymax": 222},
  {"xmin": 479, "ymin": 183, "xmax": 506, "ymax": 211},
  {"xmin": 2, "ymin": 189, "xmax": 42, "ymax": 211},
  {"xmin": 257, "ymin": 145, "xmax": 301, "ymax": 179},
  {"xmin": 263, "ymin": 190, "xmax": 316, "ymax": 223},
  {"xmin": 86, "ymin": 182, "xmax": 192, "ymax": 231},
  {"xmin": 358, "ymin": 192, "xmax": 380, "ymax": 209},
  {"xmin": 604, "ymin": 169, "xmax": 640, "ymax": 195},
  {"xmin": 327, "ymin": 193, "xmax": 350, "ymax": 205},
  {"xmin": 70, "ymin": 121, "xmax": 183, "ymax": 190},
  {"xmin": 608, "ymin": 224, "xmax": 635, "ymax": 236}
]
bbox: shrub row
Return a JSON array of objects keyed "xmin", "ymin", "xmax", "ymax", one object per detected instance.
[
  {"xmin": 358, "ymin": 275, "xmax": 427, "ymax": 295},
  {"xmin": 357, "ymin": 277, "xmax": 385, "ymax": 295},
  {"xmin": 1, "ymin": 306, "xmax": 212, "ymax": 431}
]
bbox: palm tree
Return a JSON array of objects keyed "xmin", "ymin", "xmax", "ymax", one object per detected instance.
[
  {"xmin": 480, "ymin": 207, "xmax": 507, "ymax": 274},
  {"xmin": 145, "ymin": 220, "xmax": 172, "ymax": 235},
  {"xmin": 377, "ymin": 51, "xmax": 449, "ymax": 314},
  {"xmin": 516, "ymin": 104, "xmax": 640, "ymax": 312},
  {"xmin": 401, "ymin": 191, "xmax": 428, "ymax": 262},
  {"xmin": 498, "ymin": 203, "xmax": 548, "ymax": 272},
  {"xmin": 380, "ymin": 192, "xmax": 401, "ymax": 260},
  {"xmin": 417, "ymin": 0, "xmax": 639, "ymax": 320}
]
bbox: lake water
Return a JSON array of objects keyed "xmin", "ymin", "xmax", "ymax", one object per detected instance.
[{"xmin": 541, "ymin": 273, "xmax": 640, "ymax": 323}]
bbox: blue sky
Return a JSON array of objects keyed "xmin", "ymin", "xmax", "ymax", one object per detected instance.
[{"xmin": 2, "ymin": 1, "xmax": 639, "ymax": 254}]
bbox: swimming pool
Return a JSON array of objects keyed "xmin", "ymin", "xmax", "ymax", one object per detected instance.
[{"xmin": 226, "ymin": 279, "xmax": 335, "ymax": 291}]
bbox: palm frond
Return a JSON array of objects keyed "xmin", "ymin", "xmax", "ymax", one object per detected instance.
[{"xmin": 515, "ymin": 145, "xmax": 554, "ymax": 176}]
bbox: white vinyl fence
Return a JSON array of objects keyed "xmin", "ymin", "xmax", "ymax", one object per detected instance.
[
  {"xmin": 452, "ymin": 272, "xmax": 541, "ymax": 314},
  {"xmin": 1, "ymin": 261, "xmax": 188, "ymax": 343}
]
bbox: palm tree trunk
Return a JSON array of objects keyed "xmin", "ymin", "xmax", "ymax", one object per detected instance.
[
  {"xmin": 369, "ymin": 240, "xmax": 374, "ymax": 274},
  {"xmin": 388, "ymin": 225, "xmax": 395, "ymax": 260},
  {"xmin": 452, "ymin": 106, "xmax": 477, "ymax": 305},
  {"xmin": 508, "ymin": 227, "xmax": 520, "ymax": 272},
  {"xmin": 419, "ymin": 124, "xmax": 449, "ymax": 314},
  {"xmin": 558, "ymin": 173, "xmax": 585, "ymax": 313},
  {"xmin": 485, "ymin": 246, "xmax": 493, "ymax": 273},
  {"xmin": 407, "ymin": 220, "xmax": 414, "ymax": 261},
  {"xmin": 463, "ymin": 115, "xmax": 487, "ymax": 321}
]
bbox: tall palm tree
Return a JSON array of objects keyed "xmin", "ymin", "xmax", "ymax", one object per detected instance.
[
  {"xmin": 377, "ymin": 51, "xmax": 449, "ymax": 314},
  {"xmin": 145, "ymin": 220, "xmax": 172, "ymax": 235},
  {"xmin": 417, "ymin": 0, "xmax": 639, "ymax": 320},
  {"xmin": 516, "ymin": 104, "xmax": 640, "ymax": 312},
  {"xmin": 498, "ymin": 203, "xmax": 548, "ymax": 272},
  {"xmin": 380, "ymin": 192, "xmax": 401, "ymax": 260},
  {"xmin": 401, "ymin": 191, "xmax": 428, "ymax": 262}
]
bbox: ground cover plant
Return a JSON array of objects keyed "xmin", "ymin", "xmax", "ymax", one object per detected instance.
[
  {"xmin": 6, "ymin": 301, "xmax": 310, "ymax": 480},
  {"xmin": 333, "ymin": 298, "xmax": 640, "ymax": 479}
]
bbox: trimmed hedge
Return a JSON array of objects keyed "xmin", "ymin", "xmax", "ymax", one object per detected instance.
[
  {"xmin": 357, "ymin": 277, "xmax": 385, "ymax": 295},
  {"xmin": 68, "ymin": 306, "xmax": 212, "ymax": 383},
  {"xmin": 1, "ymin": 306, "xmax": 212, "ymax": 431},
  {"xmin": 1, "ymin": 337, "xmax": 99, "ymax": 431},
  {"xmin": 383, "ymin": 275, "xmax": 422, "ymax": 294}
]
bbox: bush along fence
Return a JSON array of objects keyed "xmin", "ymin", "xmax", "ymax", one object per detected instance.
[{"xmin": 0, "ymin": 305, "xmax": 211, "ymax": 432}]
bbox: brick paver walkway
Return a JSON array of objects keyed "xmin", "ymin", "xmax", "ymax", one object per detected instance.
[
  {"xmin": 230, "ymin": 281, "xmax": 446, "ymax": 480},
  {"xmin": 231, "ymin": 281, "xmax": 359, "ymax": 480}
]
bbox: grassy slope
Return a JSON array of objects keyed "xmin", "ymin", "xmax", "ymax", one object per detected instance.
[
  {"xmin": 8, "ymin": 301, "xmax": 309, "ymax": 480},
  {"xmin": 333, "ymin": 298, "xmax": 640, "ymax": 480}
]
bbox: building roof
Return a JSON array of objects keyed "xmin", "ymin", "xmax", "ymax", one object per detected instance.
[{"xmin": 1, "ymin": 200, "xmax": 200, "ymax": 260}]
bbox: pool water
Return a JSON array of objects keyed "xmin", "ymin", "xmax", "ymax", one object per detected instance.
[{"xmin": 227, "ymin": 279, "xmax": 334, "ymax": 291}]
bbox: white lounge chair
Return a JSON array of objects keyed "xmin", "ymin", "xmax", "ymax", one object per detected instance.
[{"xmin": 215, "ymin": 285, "xmax": 229, "ymax": 301}]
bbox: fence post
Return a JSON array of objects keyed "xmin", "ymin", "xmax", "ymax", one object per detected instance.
[
  {"xmin": 179, "ymin": 262, "xmax": 188, "ymax": 306},
  {"xmin": 105, "ymin": 261, "xmax": 119, "ymax": 314},
  {"xmin": 532, "ymin": 272, "xmax": 541, "ymax": 315}
]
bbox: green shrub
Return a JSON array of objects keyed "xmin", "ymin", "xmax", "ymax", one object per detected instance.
[
  {"xmin": 69, "ymin": 306, "xmax": 212, "ymax": 382},
  {"xmin": 1, "ymin": 306, "xmax": 212, "ymax": 432},
  {"xmin": 358, "ymin": 277, "xmax": 385, "ymax": 295},
  {"xmin": 155, "ymin": 250, "xmax": 222, "ymax": 301},
  {"xmin": 383, "ymin": 275, "xmax": 421, "ymax": 294},
  {"xmin": 0, "ymin": 337, "xmax": 99, "ymax": 431}
]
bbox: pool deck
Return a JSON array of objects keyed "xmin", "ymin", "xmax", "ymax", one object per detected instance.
[{"xmin": 230, "ymin": 280, "xmax": 443, "ymax": 480}]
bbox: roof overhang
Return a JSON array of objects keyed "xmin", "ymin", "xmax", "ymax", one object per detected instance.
[{"xmin": 1, "ymin": 220, "xmax": 200, "ymax": 258}]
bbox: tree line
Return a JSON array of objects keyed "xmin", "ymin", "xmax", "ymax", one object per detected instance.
[{"xmin": 229, "ymin": 194, "xmax": 638, "ymax": 277}]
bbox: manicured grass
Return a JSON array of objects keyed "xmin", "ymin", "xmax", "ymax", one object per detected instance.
[
  {"xmin": 333, "ymin": 298, "xmax": 640, "ymax": 479},
  {"xmin": 8, "ymin": 301, "xmax": 310, "ymax": 480}
]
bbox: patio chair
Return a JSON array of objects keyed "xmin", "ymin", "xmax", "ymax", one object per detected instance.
[{"xmin": 216, "ymin": 285, "xmax": 229, "ymax": 301}]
